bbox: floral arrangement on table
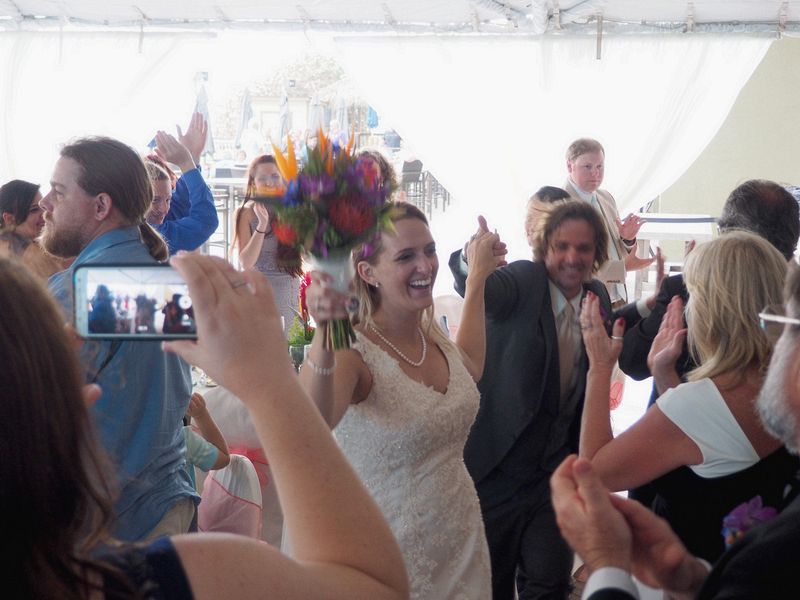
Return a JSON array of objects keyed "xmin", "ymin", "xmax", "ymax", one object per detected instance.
[
  {"xmin": 721, "ymin": 495, "xmax": 777, "ymax": 549},
  {"xmin": 287, "ymin": 315, "xmax": 315, "ymax": 347},
  {"xmin": 287, "ymin": 274, "xmax": 315, "ymax": 347},
  {"xmin": 254, "ymin": 130, "xmax": 395, "ymax": 349}
]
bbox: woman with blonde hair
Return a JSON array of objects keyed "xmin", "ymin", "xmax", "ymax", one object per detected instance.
[
  {"xmin": 301, "ymin": 202, "xmax": 502, "ymax": 598},
  {"xmin": 232, "ymin": 154, "xmax": 303, "ymax": 335},
  {"xmin": 579, "ymin": 230, "xmax": 799, "ymax": 561}
]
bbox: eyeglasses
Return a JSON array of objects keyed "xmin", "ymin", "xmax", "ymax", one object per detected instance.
[{"xmin": 759, "ymin": 304, "xmax": 800, "ymax": 341}]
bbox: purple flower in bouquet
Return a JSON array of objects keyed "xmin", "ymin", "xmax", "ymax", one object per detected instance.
[
  {"xmin": 299, "ymin": 173, "xmax": 336, "ymax": 200},
  {"xmin": 721, "ymin": 495, "xmax": 778, "ymax": 549}
]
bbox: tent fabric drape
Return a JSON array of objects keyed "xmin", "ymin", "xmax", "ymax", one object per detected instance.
[
  {"xmin": 333, "ymin": 34, "xmax": 772, "ymax": 264},
  {"xmin": 0, "ymin": 32, "xmax": 198, "ymax": 182}
]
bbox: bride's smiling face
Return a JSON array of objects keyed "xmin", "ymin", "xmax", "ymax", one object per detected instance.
[{"xmin": 365, "ymin": 218, "xmax": 438, "ymax": 314}]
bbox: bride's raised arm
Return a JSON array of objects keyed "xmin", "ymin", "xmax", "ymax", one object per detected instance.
[{"xmin": 456, "ymin": 228, "xmax": 505, "ymax": 381}]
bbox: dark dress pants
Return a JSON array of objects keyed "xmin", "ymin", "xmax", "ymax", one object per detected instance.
[{"xmin": 479, "ymin": 473, "xmax": 573, "ymax": 600}]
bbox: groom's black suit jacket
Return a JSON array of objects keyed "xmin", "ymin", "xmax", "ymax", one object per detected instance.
[{"xmin": 449, "ymin": 253, "xmax": 639, "ymax": 494}]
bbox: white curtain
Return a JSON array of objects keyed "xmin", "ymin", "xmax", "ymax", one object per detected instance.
[
  {"xmin": 0, "ymin": 30, "xmax": 313, "ymax": 185},
  {"xmin": 333, "ymin": 34, "xmax": 773, "ymax": 268},
  {"xmin": 0, "ymin": 32, "xmax": 204, "ymax": 183}
]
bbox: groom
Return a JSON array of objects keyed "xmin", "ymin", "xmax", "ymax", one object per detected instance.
[{"xmin": 451, "ymin": 201, "xmax": 640, "ymax": 599}]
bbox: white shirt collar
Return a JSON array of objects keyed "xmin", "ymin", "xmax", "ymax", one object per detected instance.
[
  {"xmin": 569, "ymin": 179, "xmax": 594, "ymax": 203},
  {"xmin": 548, "ymin": 279, "xmax": 582, "ymax": 317}
]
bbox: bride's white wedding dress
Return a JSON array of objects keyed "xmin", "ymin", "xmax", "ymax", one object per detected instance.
[{"xmin": 334, "ymin": 334, "xmax": 491, "ymax": 599}]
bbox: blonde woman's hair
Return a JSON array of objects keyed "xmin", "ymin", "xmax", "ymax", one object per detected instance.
[
  {"xmin": 352, "ymin": 201, "xmax": 453, "ymax": 351},
  {"xmin": 683, "ymin": 230, "xmax": 788, "ymax": 385}
]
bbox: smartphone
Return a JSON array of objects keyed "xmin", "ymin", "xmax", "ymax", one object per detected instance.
[{"xmin": 73, "ymin": 263, "xmax": 197, "ymax": 340}]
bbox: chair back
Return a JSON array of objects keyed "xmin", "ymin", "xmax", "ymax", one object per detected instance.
[{"xmin": 198, "ymin": 453, "xmax": 262, "ymax": 538}]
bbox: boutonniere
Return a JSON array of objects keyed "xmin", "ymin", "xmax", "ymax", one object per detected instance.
[{"xmin": 721, "ymin": 495, "xmax": 777, "ymax": 549}]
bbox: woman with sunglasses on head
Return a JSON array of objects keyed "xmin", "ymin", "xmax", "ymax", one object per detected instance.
[
  {"xmin": 0, "ymin": 179, "xmax": 66, "ymax": 278},
  {"xmin": 301, "ymin": 202, "xmax": 504, "ymax": 599},
  {"xmin": 0, "ymin": 253, "xmax": 408, "ymax": 600},
  {"xmin": 579, "ymin": 231, "xmax": 800, "ymax": 562},
  {"xmin": 232, "ymin": 155, "xmax": 303, "ymax": 336}
]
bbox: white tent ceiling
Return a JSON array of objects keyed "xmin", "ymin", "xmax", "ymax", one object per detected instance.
[{"xmin": 1, "ymin": 1, "xmax": 800, "ymax": 35}]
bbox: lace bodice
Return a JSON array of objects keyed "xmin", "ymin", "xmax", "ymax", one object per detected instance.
[{"xmin": 335, "ymin": 334, "xmax": 491, "ymax": 599}]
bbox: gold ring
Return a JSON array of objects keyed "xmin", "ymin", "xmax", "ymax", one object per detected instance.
[{"xmin": 231, "ymin": 280, "xmax": 248, "ymax": 289}]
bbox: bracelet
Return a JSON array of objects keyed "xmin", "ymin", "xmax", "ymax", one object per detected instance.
[
  {"xmin": 255, "ymin": 228, "xmax": 267, "ymax": 234},
  {"xmin": 305, "ymin": 356, "xmax": 335, "ymax": 376},
  {"xmin": 622, "ymin": 237, "xmax": 636, "ymax": 245}
]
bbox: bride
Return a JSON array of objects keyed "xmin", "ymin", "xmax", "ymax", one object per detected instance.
[{"xmin": 301, "ymin": 202, "xmax": 502, "ymax": 599}]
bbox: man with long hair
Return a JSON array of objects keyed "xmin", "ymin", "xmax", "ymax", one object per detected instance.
[{"xmin": 42, "ymin": 136, "xmax": 197, "ymax": 541}]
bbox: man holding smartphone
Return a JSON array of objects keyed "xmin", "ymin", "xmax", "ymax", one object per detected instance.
[{"xmin": 41, "ymin": 136, "xmax": 198, "ymax": 541}]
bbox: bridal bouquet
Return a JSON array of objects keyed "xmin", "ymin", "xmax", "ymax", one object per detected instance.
[{"xmin": 256, "ymin": 130, "xmax": 395, "ymax": 349}]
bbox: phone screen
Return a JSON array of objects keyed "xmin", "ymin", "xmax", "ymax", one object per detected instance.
[{"xmin": 73, "ymin": 264, "xmax": 197, "ymax": 340}]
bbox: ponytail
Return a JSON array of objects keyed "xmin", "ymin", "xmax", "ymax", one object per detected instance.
[{"xmin": 139, "ymin": 223, "xmax": 169, "ymax": 262}]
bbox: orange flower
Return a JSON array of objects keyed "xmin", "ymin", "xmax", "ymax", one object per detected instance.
[{"xmin": 273, "ymin": 222, "xmax": 298, "ymax": 246}]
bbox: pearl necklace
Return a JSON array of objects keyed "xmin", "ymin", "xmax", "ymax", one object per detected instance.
[{"xmin": 369, "ymin": 324, "xmax": 427, "ymax": 367}]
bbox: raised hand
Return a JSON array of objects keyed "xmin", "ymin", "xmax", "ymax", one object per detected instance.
[
  {"xmin": 647, "ymin": 295, "xmax": 687, "ymax": 393},
  {"xmin": 653, "ymin": 247, "xmax": 666, "ymax": 293},
  {"xmin": 551, "ymin": 455, "xmax": 632, "ymax": 572},
  {"xmin": 466, "ymin": 230, "xmax": 504, "ymax": 281},
  {"xmin": 644, "ymin": 247, "xmax": 667, "ymax": 311},
  {"xmin": 580, "ymin": 291, "xmax": 625, "ymax": 372},
  {"xmin": 464, "ymin": 214, "xmax": 507, "ymax": 266},
  {"xmin": 163, "ymin": 254, "xmax": 292, "ymax": 400},
  {"xmin": 186, "ymin": 392, "xmax": 207, "ymax": 419},
  {"xmin": 624, "ymin": 249, "xmax": 656, "ymax": 272},
  {"xmin": 178, "ymin": 111, "xmax": 208, "ymax": 164},
  {"xmin": 155, "ymin": 130, "xmax": 195, "ymax": 174},
  {"xmin": 252, "ymin": 201, "xmax": 271, "ymax": 231},
  {"xmin": 616, "ymin": 213, "xmax": 645, "ymax": 241},
  {"xmin": 305, "ymin": 271, "xmax": 352, "ymax": 325}
]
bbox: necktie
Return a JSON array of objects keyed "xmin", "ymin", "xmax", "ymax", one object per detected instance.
[{"xmin": 557, "ymin": 301, "xmax": 578, "ymax": 398}]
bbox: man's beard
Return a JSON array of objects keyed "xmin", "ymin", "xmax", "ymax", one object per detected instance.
[
  {"xmin": 40, "ymin": 219, "xmax": 87, "ymax": 259},
  {"xmin": 756, "ymin": 337, "xmax": 799, "ymax": 454}
]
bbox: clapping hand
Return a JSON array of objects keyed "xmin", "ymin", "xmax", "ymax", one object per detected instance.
[
  {"xmin": 551, "ymin": 456, "xmax": 633, "ymax": 572},
  {"xmin": 643, "ymin": 247, "xmax": 667, "ymax": 311},
  {"xmin": 178, "ymin": 112, "xmax": 208, "ymax": 164},
  {"xmin": 253, "ymin": 202, "xmax": 271, "ymax": 232},
  {"xmin": 647, "ymin": 296, "xmax": 687, "ymax": 392},
  {"xmin": 624, "ymin": 248, "xmax": 657, "ymax": 272},
  {"xmin": 580, "ymin": 291, "xmax": 625, "ymax": 372},
  {"xmin": 647, "ymin": 296, "xmax": 686, "ymax": 374},
  {"xmin": 155, "ymin": 131, "xmax": 195, "ymax": 174}
]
